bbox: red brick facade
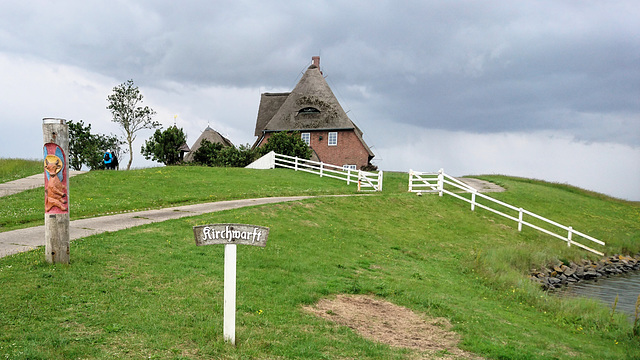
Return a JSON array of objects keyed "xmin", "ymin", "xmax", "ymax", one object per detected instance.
[{"xmin": 259, "ymin": 130, "xmax": 371, "ymax": 169}]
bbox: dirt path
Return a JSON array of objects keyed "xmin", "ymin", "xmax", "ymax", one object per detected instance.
[{"xmin": 304, "ymin": 294, "xmax": 481, "ymax": 359}]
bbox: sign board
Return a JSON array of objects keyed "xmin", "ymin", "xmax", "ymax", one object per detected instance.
[
  {"xmin": 193, "ymin": 223, "xmax": 269, "ymax": 345},
  {"xmin": 194, "ymin": 223, "xmax": 269, "ymax": 247}
]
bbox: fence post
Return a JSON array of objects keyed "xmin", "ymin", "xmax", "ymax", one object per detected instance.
[
  {"xmin": 518, "ymin": 208, "xmax": 523, "ymax": 232},
  {"xmin": 295, "ymin": 157, "xmax": 298, "ymax": 171},
  {"xmin": 438, "ymin": 169, "xmax": 444, "ymax": 197},
  {"xmin": 378, "ymin": 171, "xmax": 383, "ymax": 191},
  {"xmin": 320, "ymin": 162, "xmax": 324, "ymax": 177},
  {"xmin": 269, "ymin": 152, "xmax": 276, "ymax": 169},
  {"xmin": 471, "ymin": 191, "xmax": 476, "ymax": 211},
  {"xmin": 567, "ymin": 226, "xmax": 573, "ymax": 247},
  {"xmin": 409, "ymin": 170, "xmax": 413, "ymax": 192}
]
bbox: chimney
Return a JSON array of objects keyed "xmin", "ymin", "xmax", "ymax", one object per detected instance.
[{"xmin": 311, "ymin": 56, "xmax": 321, "ymax": 74}]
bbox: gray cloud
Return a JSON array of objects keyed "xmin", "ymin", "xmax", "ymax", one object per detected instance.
[{"xmin": 0, "ymin": 0, "xmax": 638, "ymax": 198}]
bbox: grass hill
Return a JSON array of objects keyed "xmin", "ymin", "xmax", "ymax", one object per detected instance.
[
  {"xmin": 0, "ymin": 158, "xmax": 42, "ymax": 183},
  {"xmin": 0, "ymin": 165, "xmax": 639, "ymax": 359}
]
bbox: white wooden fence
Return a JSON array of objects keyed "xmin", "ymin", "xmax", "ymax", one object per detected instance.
[
  {"xmin": 247, "ymin": 151, "xmax": 383, "ymax": 191},
  {"xmin": 409, "ymin": 169, "xmax": 605, "ymax": 256}
]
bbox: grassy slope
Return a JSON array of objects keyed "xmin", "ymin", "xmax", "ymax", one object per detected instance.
[
  {"xmin": 0, "ymin": 158, "xmax": 42, "ymax": 184},
  {"xmin": 0, "ymin": 166, "xmax": 358, "ymax": 231},
  {"xmin": 472, "ymin": 175, "xmax": 640, "ymax": 257},
  {"xmin": 0, "ymin": 167, "xmax": 639, "ymax": 359}
]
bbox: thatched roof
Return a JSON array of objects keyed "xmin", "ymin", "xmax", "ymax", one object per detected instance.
[
  {"xmin": 254, "ymin": 92, "xmax": 289, "ymax": 136},
  {"xmin": 254, "ymin": 61, "xmax": 374, "ymax": 158},
  {"xmin": 184, "ymin": 126, "xmax": 233, "ymax": 162},
  {"xmin": 178, "ymin": 143, "xmax": 190, "ymax": 152},
  {"xmin": 258, "ymin": 64, "xmax": 354, "ymax": 132}
]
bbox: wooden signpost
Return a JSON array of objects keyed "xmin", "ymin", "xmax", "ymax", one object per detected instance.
[{"xmin": 193, "ymin": 223, "xmax": 269, "ymax": 345}]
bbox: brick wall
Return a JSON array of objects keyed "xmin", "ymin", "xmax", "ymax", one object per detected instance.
[{"xmin": 259, "ymin": 130, "xmax": 371, "ymax": 169}]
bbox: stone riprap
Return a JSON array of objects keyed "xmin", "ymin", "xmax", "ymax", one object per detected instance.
[{"xmin": 530, "ymin": 254, "xmax": 640, "ymax": 291}]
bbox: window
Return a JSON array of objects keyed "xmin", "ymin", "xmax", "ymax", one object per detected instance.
[
  {"xmin": 298, "ymin": 107, "xmax": 320, "ymax": 114},
  {"xmin": 343, "ymin": 164, "xmax": 357, "ymax": 171},
  {"xmin": 301, "ymin": 132, "xmax": 310, "ymax": 145},
  {"xmin": 328, "ymin": 132, "xmax": 337, "ymax": 146}
]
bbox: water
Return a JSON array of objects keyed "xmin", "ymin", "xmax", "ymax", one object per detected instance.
[{"xmin": 558, "ymin": 271, "xmax": 640, "ymax": 322}]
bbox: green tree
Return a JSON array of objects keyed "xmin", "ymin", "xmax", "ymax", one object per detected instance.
[
  {"xmin": 68, "ymin": 120, "xmax": 124, "ymax": 170},
  {"xmin": 106, "ymin": 79, "xmax": 159, "ymax": 170},
  {"xmin": 259, "ymin": 131, "xmax": 312, "ymax": 159},
  {"xmin": 68, "ymin": 120, "xmax": 94, "ymax": 171},
  {"xmin": 141, "ymin": 125, "xmax": 187, "ymax": 165}
]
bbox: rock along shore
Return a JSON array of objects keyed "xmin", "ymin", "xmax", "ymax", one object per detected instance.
[{"xmin": 530, "ymin": 254, "xmax": 640, "ymax": 291}]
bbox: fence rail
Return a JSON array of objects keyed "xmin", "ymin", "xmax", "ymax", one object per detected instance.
[
  {"xmin": 275, "ymin": 153, "xmax": 382, "ymax": 191},
  {"xmin": 247, "ymin": 151, "xmax": 382, "ymax": 191},
  {"xmin": 409, "ymin": 169, "xmax": 605, "ymax": 256}
]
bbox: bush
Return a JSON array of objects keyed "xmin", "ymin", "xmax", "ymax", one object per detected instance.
[
  {"xmin": 259, "ymin": 131, "xmax": 312, "ymax": 159},
  {"xmin": 191, "ymin": 141, "xmax": 258, "ymax": 167},
  {"xmin": 361, "ymin": 164, "xmax": 378, "ymax": 172},
  {"xmin": 219, "ymin": 144, "xmax": 259, "ymax": 167}
]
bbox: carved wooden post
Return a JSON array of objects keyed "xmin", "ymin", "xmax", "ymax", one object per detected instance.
[{"xmin": 43, "ymin": 118, "xmax": 70, "ymax": 264}]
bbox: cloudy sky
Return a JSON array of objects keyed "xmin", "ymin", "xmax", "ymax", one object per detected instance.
[{"xmin": 1, "ymin": 1, "xmax": 638, "ymax": 200}]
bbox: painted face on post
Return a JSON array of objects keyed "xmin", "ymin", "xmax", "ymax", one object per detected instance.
[{"xmin": 43, "ymin": 146, "xmax": 68, "ymax": 213}]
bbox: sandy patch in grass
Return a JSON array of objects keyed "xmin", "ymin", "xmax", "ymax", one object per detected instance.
[
  {"xmin": 458, "ymin": 178, "xmax": 505, "ymax": 193},
  {"xmin": 304, "ymin": 294, "xmax": 480, "ymax": 359}
]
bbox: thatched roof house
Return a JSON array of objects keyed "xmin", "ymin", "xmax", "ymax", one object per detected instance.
[
  {"xmin": 184, "ymin": 126, "xmax": 233, "ymax": 162},
  {"xmin": 253, "ymin": 56, "xmax": 374, "ymax": 169}
]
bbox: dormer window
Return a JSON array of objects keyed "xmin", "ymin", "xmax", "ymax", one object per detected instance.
[{"xmin": 298, "ymin": 107, "xmax": 320, "ymax": 114}]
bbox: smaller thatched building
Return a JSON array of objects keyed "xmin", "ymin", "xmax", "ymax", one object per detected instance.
[
  {"xmin": 184, "ymin": 126, "xmax": 234, "ymax": 162},
  {"xmin": 178, "ymin": 143, "xmax": 191, "ymax": 163}
]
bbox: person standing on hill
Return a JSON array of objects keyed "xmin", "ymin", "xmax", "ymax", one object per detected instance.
[
  {"xmin": 111, "ymin": 153, "xmax": 119, "ymax": 170},
  {"xmin": 104, "ymin": 150, "xmax": 115, "ymax": 170}
]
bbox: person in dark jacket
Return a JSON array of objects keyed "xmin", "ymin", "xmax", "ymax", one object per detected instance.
[
  {"xmin": 112, "ymin": 154, "xmax": 119, "ymax": 170},
  {"xmin": 104, "ymin": 150, "xmax": 117, "ymax": 170}
]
